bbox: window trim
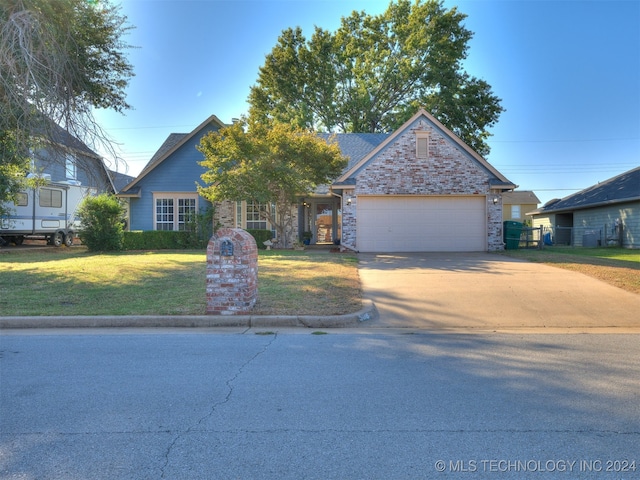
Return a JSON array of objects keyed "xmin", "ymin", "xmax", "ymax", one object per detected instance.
[
  {"xmin": 416, "ymin": 131, "xmax": 430, "ymax": 159},
  {"xmin": 65, "ymin": 154, "xmax": 77, "ymax": 180},
  {"xmin": 39, "ymin": 188, "xmax": 63, "ymax": 208},
  {"xmin": 153, "ymin": 193, "xmax": 198, "ymax": 231},
  {"xmin": 235, "ymin": 200, "xmax": 276, "ymax": 235}
]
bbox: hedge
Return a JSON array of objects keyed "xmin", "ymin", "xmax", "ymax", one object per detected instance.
[
  {"xmin": 246, "ymin": 229, "xmax": 273, "ymax": 249},
  {"xmin": 123, "ymin": 230, "xmax": 206, "ymax": 250},
  {"xmin": 122, "ymin": 229, "xmax": 274, "ymax": 250}
]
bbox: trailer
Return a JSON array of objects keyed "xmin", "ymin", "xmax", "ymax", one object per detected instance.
[{"xmin": 1, "ymin": 180, "xmax": 96, "ymax": 247}]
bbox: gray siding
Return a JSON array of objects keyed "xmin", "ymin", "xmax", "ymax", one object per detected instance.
[
  {"xmin": 533, "ymin": 202, "xmax": 639, "ymax": 248},
  {"xmin": 575, "ymin": 202, "xmax": 639, "ymax": 248}
]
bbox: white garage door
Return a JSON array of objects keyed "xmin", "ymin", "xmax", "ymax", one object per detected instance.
[{"xmin": 356, "ymin": 196, "xmax": 486, "ymax": 252}]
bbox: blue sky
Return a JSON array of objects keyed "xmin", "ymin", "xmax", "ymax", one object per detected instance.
[{"xmin": 93, "ymin": 0, "xmax": 640, "ymax": 207}]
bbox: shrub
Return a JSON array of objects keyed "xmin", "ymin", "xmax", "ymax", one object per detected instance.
[
  {"xmin": 77, "ymin": 194, "xmax": 125, "ymax": 251},
  {"xmin": 123, "ymin": 230, "xmax": 202, "ymax": 250},
  {"xmin": 247, "ymin": 229, "xmax": 273, "ymax": 249}
]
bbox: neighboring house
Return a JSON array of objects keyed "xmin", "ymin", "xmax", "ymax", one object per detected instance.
[
  {"xmin": 1, "ymin": 123, "xmax": 123, "ymax": 246},
  {"xmin": 120, "ymin": 108, "xmax": 517, "ymax": 252},
  {"xmin": 32, "ymin": 123, "xmax": 116, "ymax": 192},
  {"xmin": 502, "ymin": 191, "xmax": 540, "ymax": 224},
  {"xmin": 528, "ymin": 166, "xmax": 640, "ymax": 248}
]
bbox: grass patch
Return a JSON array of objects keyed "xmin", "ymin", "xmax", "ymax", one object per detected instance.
[
  {"xmin": 0, "ymin": 248, "xmax": 361, "ymax": 316},
  {"xmin": 500, "ymin": 247, "xmax": 640, "ymax": 294}
]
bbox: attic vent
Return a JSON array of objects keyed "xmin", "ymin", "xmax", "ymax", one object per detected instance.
[{"xmin": 416, "ymin": 131, "xmax": 430, "ymax": 159}]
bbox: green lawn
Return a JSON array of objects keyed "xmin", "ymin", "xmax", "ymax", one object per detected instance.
[
  {"xmin": 500, "ymin": 246, "xmax": 640, "ymax": 294},
  {"xmin": 503, "ymin": 246, "xmax": 639, "ymax": 263},
  {"xmin": 0, "ymin": 248, "xmax": 361, "ymax": 316}
]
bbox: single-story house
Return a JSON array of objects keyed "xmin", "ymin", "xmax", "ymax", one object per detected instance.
[
  {"xmin": 502, "ymin": 191, "xmax": 540, "ymax": 224},
  {"xmin": 528, "ymin": 166, "xmax": 639, "ymax": 248},
  {"xmin": 118, "ymin": 108, "xmax": 517, "ymax": 252},
  {"xmin": 117, "ymin": 115, "xmax": 226, "ymax": 231}
]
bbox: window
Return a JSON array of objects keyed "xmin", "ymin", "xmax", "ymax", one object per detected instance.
[
  {"xmin": 177, "ymin": 198, "xmax": 196, "ymax": 231},
  {"xmin": 511, "ymin": 205, "xmax": 521, "ymax": 219},
  {"xmin": 235, "ymin": 201, "xmax": 243, "ymax": 228},
  {"xmin": 235, "ymin": 201, "xmax": 275, "ymax": 235},
  {"xmin": 154, "ymin": 194, "xmax": 198, "ymax": 231},
  {"xmin": 246, "ymin": 201, "xmax": 268, "ymax": 230},
  {"xmin": 156, "ymin": 198, "xmax": 174, "ymax": 230},
  {"xmin": 65, "ymin": 154, "xmax": 77, "ymax": 180},
  {"xmin": 15, "ymin": 192, "xmax": 28, "ymax": 206},
  {"xmin": 39, "ymin": 188, "xmax": 62, "ymax": 208},
  {"xmin": 416, "ymin": 131, "xmax": 430, "ymax": 159}
]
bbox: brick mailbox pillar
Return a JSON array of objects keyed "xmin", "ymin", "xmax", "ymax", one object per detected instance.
[{"xmin": 206, "ymin": 228, "xmax": 258, "ymax": 315}]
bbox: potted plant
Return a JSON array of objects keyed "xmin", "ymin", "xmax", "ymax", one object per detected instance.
[{"xmin": 302, "ymin": 231, "xmax": 312, "ymax": 245}]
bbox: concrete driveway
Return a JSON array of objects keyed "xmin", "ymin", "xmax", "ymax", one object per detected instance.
[{"xmin": 358, "ymin": 252, "xmax": 640, "ymax": 331}]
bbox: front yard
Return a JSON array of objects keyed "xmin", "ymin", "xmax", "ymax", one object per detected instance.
[
  {"xmin": 500, "ymin": 247, "xmax": 640, "ymax": 294},
  {"xmin": 1, "ymin": 246, "xmax": 637, "ymax": 317},
  {"xmin": 0, "ymin": 248, "xmax": 361, "ymax": 316}
]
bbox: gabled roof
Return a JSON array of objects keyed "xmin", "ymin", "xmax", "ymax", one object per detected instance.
[
  {"xmin": 121, "ymin": 114, "xmax": 227, "ymax": 193},
  {"xmin": 502, "ymin": 190, "xmax": 540, "ymax": 205},
  {"xmin": 319, "ymin": 133, "xmax": 390, "ymax": 172},
  {"xmin": 530, "ymin": 166, "xmax": 640, "ymax": 215},
  {"xmin": 108, "ymin": 169, "xmax": 136, "ymax": 193},
  {"xmin": 333, "ymin": 108, "xmax": 515, "ymax": 189}
]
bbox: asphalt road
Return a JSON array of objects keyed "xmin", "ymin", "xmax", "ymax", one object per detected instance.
[{"xmin": 1, "ymin": 329, "xmax": 639, "ymax": 479}]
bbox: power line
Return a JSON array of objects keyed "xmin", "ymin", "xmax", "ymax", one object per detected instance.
[{"xmin": 488, "ymin": 137, "xmax": 640, "ymax": 144}]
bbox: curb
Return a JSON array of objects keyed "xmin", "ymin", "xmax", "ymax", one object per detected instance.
[{"xmin": 0, "ymin": 301, "xmax": 378, "ymax": 330}]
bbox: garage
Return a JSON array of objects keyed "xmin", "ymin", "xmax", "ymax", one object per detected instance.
[{"xmin": 356, "ymin": 195, "xmax": 487, "ymax": 252}]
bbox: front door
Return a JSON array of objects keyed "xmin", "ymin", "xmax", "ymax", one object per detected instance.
[{"xmin": 306, "ymin": 200, "xmax": 341, "ymax": 244}]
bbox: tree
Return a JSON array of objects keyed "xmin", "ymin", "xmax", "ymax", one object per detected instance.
[
  {"xmin": 197, "ymin": 119, "xmax": 347, "ymax": 247},
  {"xmin": 248, "ymin": 0, "xmax": 503, "ymax": 157},
  {"xmin": 76, "ymin": 193, "xmax": 125, "ymax": 251},
  {"xmin": 0, "ymin": 0, "xmax": 134, "ymax": 211}
]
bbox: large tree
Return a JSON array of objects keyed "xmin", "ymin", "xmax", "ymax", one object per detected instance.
[
  {"xmin": 197, "ymin": 119, "xmax": 347, "ymax": 247},
  {"xmin": 249, "ymin": 0, "xmax": 503, "ymax": 157},
  {"xmin": 0, "ymin": 0, "xmax": 133, "ymax": 211}
]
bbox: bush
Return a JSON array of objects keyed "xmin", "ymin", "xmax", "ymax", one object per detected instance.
[
  {"xmin": 123, "ymin": 230, "xmax": 204, "ymax": 250},
  {"xmin": 247, "ymin": 229, "xmax": 273, "ymax": 249},
  {"xmin": 77, "ymin": 194, "xmax": 125, "ymax": 251},
  {"xmin": 122, "ymin": 206, "xmax": 215, "ymax": 250}
]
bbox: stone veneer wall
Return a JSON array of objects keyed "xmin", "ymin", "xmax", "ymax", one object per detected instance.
[
  {"xmin": 343, "ymin": 117, "xmax": 504, "ymax": 251},
  {"xmin": 206, "ymin": 228, "xmax": 258, "ymax": 315}
]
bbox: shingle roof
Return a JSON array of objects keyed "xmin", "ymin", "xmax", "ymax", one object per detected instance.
[
  {"xmin": 532, "ymin": 166, "xmax": 640, "ymax": 214},
  {"xmin": 139, "ymin": 133, "xmax": 188, "ymax": 175},
  {"xmin": 319, "ymin": 133, "xmax": 390, "ymax": 172},
  {"xmin": 108, "ymin": 169, "xmax": 136, "ymax": 193},
  {"xmin": 502, "ymin": 190, "xmax": 540, "ymax": 205}
]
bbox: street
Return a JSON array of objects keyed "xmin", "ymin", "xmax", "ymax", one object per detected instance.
[{"xmin": 1, "ymin": 329, "xmax": 639, "ymax": 479}]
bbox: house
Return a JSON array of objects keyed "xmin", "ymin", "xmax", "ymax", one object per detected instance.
[
  {"xmin": 120, "ymin": 108, "xmax": 517, "ymax": 252},
  {"xmin": 501, "ymin": 191, "xmax": 540, "ymax": 224},
  {"xmin": 0, "ymin": 123, "xmax": 126, "ymax": 246},
  {"xmin": 118, "ymin": 115, "xmax": 226, "ymax": 231},
  {"xmin": 31, "ymin": 122, "xmax": 118, "ymax": 192},
  {"xmin": 329, "ymin": 109, "xmax": 516, "ymax": 252},
  {"xmin": 529, "ymin": 166, "xmax": 640, "ymax": 248}
]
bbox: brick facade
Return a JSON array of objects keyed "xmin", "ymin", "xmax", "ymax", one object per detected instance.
[
  {"xmin": 206, "ymin": 228, "xmax": 258, "ymax": 315},
  {"xmin": 341, "ymin": 117, "xmax": 505, "ymax": 251}
]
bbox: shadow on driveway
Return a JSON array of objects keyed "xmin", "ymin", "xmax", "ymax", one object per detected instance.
[{"xmin": 358, "ymin": 252, "xmax": 640, "ymax": 331}]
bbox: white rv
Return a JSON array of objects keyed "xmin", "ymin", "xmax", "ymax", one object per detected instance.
[{"xmin": 1, "ymin": 179, "xmax": 95, "ymax": 247}]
